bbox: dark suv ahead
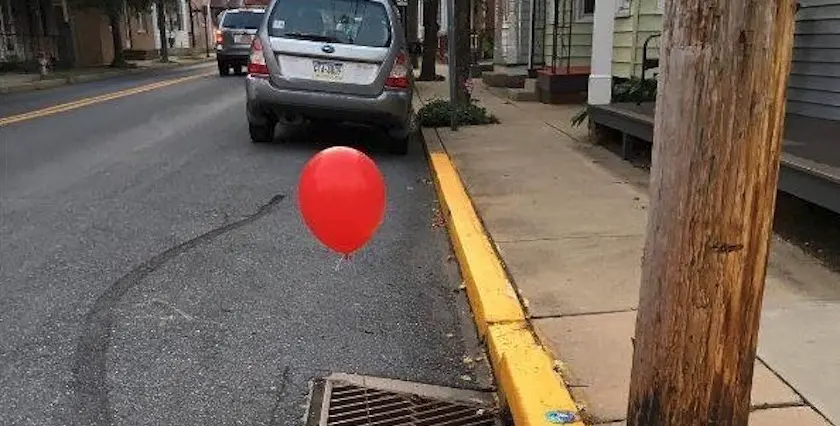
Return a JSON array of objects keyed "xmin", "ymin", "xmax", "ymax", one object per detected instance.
[{"xmin": 216, "ymin": 8, "xmax": 266, "ymax": 76}]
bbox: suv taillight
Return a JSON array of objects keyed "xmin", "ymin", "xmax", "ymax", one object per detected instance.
[
  {"xmin": 214, "ymin": 29, "xmax": 223, "ymax": 45},
  {"xmin": 385, "ymin": 52, "xmax": 409, "ymax": 89},
  {"xmin": 248, "ymin": 38, "xmax": 269, "ymax": 77}
]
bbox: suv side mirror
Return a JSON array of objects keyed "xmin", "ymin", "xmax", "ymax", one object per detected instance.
[{"xmin": 407, "ymin": 41, "xmax": 423, "ymax": 55}]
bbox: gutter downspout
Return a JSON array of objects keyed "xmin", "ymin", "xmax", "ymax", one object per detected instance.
[
  {"xmin": 629, "ymin": 0, "xmax": 642, "ymax": 78},
  {"xmin": 527, "ymin": 0, "xmax": 536, "ymax": 72}
]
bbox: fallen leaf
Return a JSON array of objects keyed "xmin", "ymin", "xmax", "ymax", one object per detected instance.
[{"xmin": 459, "ymin": 374, "xmax": 473, "ymax": 382}]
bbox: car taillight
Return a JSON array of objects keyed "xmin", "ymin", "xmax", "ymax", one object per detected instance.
[
  {"xmin": 385, "ymin": 52, "xmax": 409, "ymax": 89},
  {"xmin": 214, "ymin": 29, "xmax": 223, "ymax": 44},
  {"xmin": 248, "ymin": 37, "xmax": 269, "ymax": 77}
]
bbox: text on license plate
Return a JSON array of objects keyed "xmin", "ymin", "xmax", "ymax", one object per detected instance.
[
  {"xmin": 234, "ymin": 34, "xmax": 252, "ymax": 44},
  {"xmin": 312, "ymin": 61, "xmax": 344, "ymax": 81}
]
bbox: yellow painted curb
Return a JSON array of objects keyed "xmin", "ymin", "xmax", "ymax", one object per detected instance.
[
  {"xmin": 487, "ymin": 323, "xmax": 585, "ymax": 426},
  {"xmin": 423, "ymin": 128, "xmax": 584, "ymax": 425},
  {"xmin": 425, "ymin": 135, "xmax": 525, "ymax": 336}
]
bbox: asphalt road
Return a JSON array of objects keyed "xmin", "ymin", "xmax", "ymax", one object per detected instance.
[{"xmin": 0, "ymin": 64, "xmax": 491, "ymax": 425}]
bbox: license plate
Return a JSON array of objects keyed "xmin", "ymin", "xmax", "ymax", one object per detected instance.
[
  {"xmin": 312, "ymin": 60, "xmax": 344, "ymax": 81},
  {"xmin": 234, "ymin": 34, "xmax": 252, "ymax": 44}
]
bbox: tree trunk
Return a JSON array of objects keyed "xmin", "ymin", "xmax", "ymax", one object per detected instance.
[
  {"xmin": 452, "ymin": 0, "xmax": 470, "ymax": 104},
  {"xmin": 625, "ymin": 1, "xmax": 797, "ymax": 425},
  {"xmin": 407, "ymin": 0, "xmax": 419, "ymax": 68},
  {"xmin": 156, "ymin": 2, "xmax": 169, "ymax": 62},
  {"xmin": 419, "ymin": 0, "xmax": 439, "ymax": 81},
  {"xmin": 108, "ymin": 9, "xmax": 127, "ymax": 67}
]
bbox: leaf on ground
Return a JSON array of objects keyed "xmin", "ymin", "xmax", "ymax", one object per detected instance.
[{"xmin": 431, "ymin": 208, "xmax": 446, "ymax": 228}]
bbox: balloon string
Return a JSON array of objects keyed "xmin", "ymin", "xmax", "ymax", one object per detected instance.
[{"xmin": 334, "ymin": 254, "xmax": 352, "ymax": 271}]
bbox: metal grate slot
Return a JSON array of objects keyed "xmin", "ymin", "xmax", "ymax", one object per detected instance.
[{"xmin": 305, "ymin": 374, "xmax": 504, "ymax": 426}]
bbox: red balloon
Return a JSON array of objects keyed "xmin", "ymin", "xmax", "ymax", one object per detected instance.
[{"xmin": 298, "ymin": 147, "xmax": 386, "ymax": 255}]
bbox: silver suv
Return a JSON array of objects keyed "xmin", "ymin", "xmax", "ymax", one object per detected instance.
[
  {"xmin": 244, "ymin": 0, "xmax": 416, "ymax": 154},
  {"xmin": 216, "ymin": 8, "xmax": 265, "ymax": 76}
]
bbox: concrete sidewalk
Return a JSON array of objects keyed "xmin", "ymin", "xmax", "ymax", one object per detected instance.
[
  {"xmin": 418, "ymin": 76, "xmax": 840, "ymax": 425},
  {"xmin": 0, "ymin": 55, "xmax": 215, "ymax": 94}
]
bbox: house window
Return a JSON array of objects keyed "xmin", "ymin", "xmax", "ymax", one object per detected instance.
[
  {"xmin": 618, "ymin": 0, "xmax": 631, "ymax": 14},
  {"xmin": 167, "ymin": 3, "xmax": 183, "ymax": 31},
  {"xmin": 575, "ymin": 0, "xmax": 596, "ymax": 21},
  {"xmin": 137, "ymin": 12, "xmax": 148, "ymax": 32},
  {"xmin": 576, "ymin": 0, "xmax": 630, "ymax": 20}
]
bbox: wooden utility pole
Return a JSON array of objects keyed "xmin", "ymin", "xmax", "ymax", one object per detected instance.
[{"xmin": 626, "ymin": 1, "xmax": 797, "ymax": 425}]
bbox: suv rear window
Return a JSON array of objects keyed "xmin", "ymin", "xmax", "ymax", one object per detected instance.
[
  {"xmin": 268, "ymin": 0, "xmax": 392, "ymax": 48},
  {"xmin": 220, "ymin": 11, "xmax": 265, "ymax": 29}
]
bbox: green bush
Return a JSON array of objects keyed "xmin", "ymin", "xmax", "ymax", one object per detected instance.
[
  {"xmin": 571, "ymin": 77, "xmax": 658, "ymax": 127},
  {"xmin": 418, "ymin": 99, "xmax": 499, "ymax": 128}
]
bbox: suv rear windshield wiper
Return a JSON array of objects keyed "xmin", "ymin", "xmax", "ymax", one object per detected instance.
[{"xmin": 283, "ymin": 32, "xmax": 340, "ymax": 43}]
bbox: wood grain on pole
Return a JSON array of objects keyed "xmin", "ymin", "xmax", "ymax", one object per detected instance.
[{"xmin": 626, "ymin": 1, "xmax": 797, "ymax": 425}]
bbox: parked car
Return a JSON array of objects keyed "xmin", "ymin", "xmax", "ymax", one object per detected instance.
[
  {"xmin": 244, "ymin": 0, "xmax": 421, "ymax": 154},
  {"xmin": 216, "ymin": 8, "xmax": 266, "ymax": 76}
]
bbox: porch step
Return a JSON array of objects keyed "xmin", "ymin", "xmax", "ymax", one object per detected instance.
[
  {"xmin": 470, "ymin": 61, "xmax": 495, "ymax": 78},
  {"xmin": 505, "ymin": 79, "xmax": 538, "ymax": 102},
  {"xmin": 482, "ymin": 66, "xmax": 529, "ymax": 88}
]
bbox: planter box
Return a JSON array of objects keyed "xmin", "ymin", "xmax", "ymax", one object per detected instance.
[{"xmin": 536, "ymin": 69, "xmax": 589, "ymax": 104}]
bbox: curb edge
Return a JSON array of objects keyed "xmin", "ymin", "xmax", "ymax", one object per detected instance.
[{"xmin": 420, "ymin": 124, "xmax": 585, "ymax": 426}]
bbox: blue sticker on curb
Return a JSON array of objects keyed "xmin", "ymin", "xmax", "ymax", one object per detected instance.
[{"xmin": 546, "ymin": 410, "xmax": 577, "ymax": 423}]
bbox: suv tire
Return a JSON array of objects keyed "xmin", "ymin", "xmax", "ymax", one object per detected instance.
[
  {"xmin": 249, "ymin": 122, "xmax": 275, "ymax": 143},
  {"xmin": 389, "ymin": 133, "xmax": 410, "ymax": 155},
  {"xmin": 218, "ymin": 61, "xmax": 230, "ymax": 77}
]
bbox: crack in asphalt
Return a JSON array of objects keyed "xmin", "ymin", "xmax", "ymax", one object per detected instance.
[
  {"xmin": 71, "ymin": 194, "xmax": 286, "ymax": 426},
  {"xmin": 267, "ymin": 366, "xmax": 292, "ymax": 426}
]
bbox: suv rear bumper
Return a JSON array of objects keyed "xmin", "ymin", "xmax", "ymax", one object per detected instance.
[
  {"xmin": 245, "ymin": 76, "xmax": 412, "ymax": 131},
  {"xmin": 217, "ymin": 49, "xmax": 250, "ymax": 64}
]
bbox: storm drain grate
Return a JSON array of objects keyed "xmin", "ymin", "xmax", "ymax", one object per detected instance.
[{"xmin": 304, "ymin": 373, "xmax": 504, "ymax": 426}]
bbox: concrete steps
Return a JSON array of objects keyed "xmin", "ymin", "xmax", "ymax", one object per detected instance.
[
  {"xmin": 504, "ymin": 78, "xmax": 538, "ymax": 102},
  {"xmin": 482, "ymin": 65, "xmax": 529, "ymax": 88}
]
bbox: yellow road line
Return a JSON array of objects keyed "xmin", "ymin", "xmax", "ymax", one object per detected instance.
[
  {"xmin": 0, "ymin": 72, "xmax": 214, "ymax": 127},
  {"xmin": 423, "ymin": 128, "xmax": 585, "ymax": 426}
]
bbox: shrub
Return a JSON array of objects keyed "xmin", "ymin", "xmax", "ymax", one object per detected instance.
[
  {"xmin": 571, "ymin": 77, "xmax": 658, "ymax": 127},
  {"xmin": 418, "ymin": 99, "xmax": 499, "ymax": 128}
]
